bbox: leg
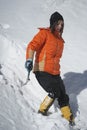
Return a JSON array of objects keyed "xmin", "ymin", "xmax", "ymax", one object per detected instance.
[
  {"xmin": 38, "ymin": 93, "xmax": 54, "ymax": 115},
  {"xmin": 56, "ymin": 76, "xmax": 74, "ymax": 123},
  {"xmin": 35, "ymin": 72, "xmax": 55, "ymax": 115}
]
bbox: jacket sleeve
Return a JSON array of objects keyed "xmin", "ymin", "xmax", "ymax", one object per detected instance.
[{"xmin": 26, "ymin": 29, "xmax": 46, "ymax": 60}]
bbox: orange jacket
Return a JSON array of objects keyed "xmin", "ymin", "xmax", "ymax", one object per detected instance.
[{"xmin": 26, "ymin": 28, "xmax": 64, "ymax": 75}]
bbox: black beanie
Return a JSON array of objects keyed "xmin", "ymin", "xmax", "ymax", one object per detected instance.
[{"xmin": 50, "ymin": 12, "xmax": 64, "ymax": 27}]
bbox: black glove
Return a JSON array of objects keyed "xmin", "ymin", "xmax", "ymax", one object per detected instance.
[{"xmin": 25, "ymin": 59, "xmax": 33, "ymax": 72}]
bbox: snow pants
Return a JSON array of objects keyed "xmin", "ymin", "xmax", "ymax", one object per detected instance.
[{"xmin": 35, "ymin": 71, "xmax": 69, "ymax": 108}]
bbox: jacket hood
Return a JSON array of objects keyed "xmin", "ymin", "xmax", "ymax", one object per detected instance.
[{"xmin": 38, "ymin": 27, "xmax": 64, "ymax": 42}]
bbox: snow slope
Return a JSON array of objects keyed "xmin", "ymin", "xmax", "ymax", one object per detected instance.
[{"xmin": 0, "ymin": 0, "xmax": 87, "ymax": 130}]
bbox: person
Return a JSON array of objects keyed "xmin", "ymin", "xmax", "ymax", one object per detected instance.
[{"xmin": 25, "ymin": 11, "xmax": 74, "ymax": 124}]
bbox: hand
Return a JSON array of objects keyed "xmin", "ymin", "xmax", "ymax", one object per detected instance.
[{"xmin": 25, "ymin": 59, "xmax": 33, "ymax": 72}]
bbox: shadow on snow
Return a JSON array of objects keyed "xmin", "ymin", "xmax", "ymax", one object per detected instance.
[
  {"xmin": 53, "ymin": 70, "xmax": 87, "ymax": 118},
  {"xmin": 63, "ymin": 70, "xmax": 87, "ymax": 117}
]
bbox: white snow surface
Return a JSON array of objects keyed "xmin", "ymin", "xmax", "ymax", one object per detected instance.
[{"xmin": 0, "ymin": 0, "xmax": 87, "ymax": 130}]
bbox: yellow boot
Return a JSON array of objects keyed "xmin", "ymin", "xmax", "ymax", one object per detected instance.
[
  {"xmin": 60, "ymin": 106, "xmax": 74, "ymax": 123},
  {"xmin": 38, "ymin": 95, "xmax": 54, "ymax": 115}
]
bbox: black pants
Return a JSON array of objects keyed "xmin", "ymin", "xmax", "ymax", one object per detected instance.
[{"xmin": 35, "ymin": 71, "xmax": 69, "ymax": 107}]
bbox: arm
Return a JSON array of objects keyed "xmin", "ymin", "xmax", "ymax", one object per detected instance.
[
  {"xmin": 25, "ymin": 29, "xmax": 46, "ymax": 72},
  {"xmin": 26, "ymin": 29, "xmax": 47, "ymax": 60}
]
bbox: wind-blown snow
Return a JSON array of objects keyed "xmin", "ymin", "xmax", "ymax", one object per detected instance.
[{"xmin": 0, "ymin": 0, "xmax": 87, "ymax": 130}]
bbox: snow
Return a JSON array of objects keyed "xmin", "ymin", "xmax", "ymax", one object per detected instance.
[{"xmin": 0, "ymin": 0, "xmax": 87, "ymax": 130}]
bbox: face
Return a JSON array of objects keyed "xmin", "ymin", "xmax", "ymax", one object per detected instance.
[{"xmin": 54, "ymin": 20, "xmax": 64, "ymax": 33}]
